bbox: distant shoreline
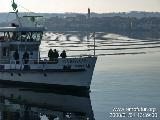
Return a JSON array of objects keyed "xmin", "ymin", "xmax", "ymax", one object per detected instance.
[{"xmin": 0, "ymin": 11, "xmax": 160, "ymax": 32}]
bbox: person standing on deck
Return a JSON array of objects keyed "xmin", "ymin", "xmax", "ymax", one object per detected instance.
[
  {"xmin": 60, "ymin": 50, "xmax": 67, "ymax": 58},
  {"xmin": 48, "ymin": 49, "xmax": 54, "ymax": 61},
  {"xmin": 53, "ymin": 49, "xmax": 59, "ymax": 59},
  {"xmin": 23, "ymin": 50, "xmax": 29, "ymax": 64},
  {"xmin": 13, "ymin": 49, "xmax": 19, "ymax": 64}
]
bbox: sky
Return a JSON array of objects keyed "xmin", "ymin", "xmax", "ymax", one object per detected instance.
[{"xmin": 0, "ymin": 0, "xmax": 160, "ymax": 13}]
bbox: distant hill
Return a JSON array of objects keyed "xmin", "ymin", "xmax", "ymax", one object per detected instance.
[
  {"xmin": 0, "ymin": 11, "xmax": 160, "ymax": 32},
  {"xmin": 91, "ymin": 11, "xmax": 160, "ymax": 18},
  {"xmin": 0, "ymin": 11, "xmax": 160, "ymax": 23},
  {"xmin": 0, "ymin": 12, "xmax": 62, "ymax": 23}
]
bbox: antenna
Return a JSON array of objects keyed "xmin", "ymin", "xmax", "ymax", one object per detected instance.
[
  {"xmin": 93, "ymin": 32, "xmax": 96, "ymax": 56},
  {"xmin": 90, "ymin": 32, "xmax": 96, "ymax": 56}
]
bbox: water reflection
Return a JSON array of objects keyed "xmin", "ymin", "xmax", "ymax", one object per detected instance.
[{"xmin": 0, "ymin": 84, "xmax": 94, "ymax": 120}]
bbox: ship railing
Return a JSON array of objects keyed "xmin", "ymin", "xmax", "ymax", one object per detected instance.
[
  {"xmin": 8, "ymin": 58, "xmax": 62, "ymax": 70},
  {"xmin": 8, "ymin": 59, "xmax": 58, "ymax": 70},
  {"xmin": 7, "ymin": 55, "xmax": 94, "ymax": 65},
  {"xmin": 41, "ymin": 54, "xmax": 94, "ymax": 59},
  {"xmin": 10, "ymin": 55, "xmax": 94, "ymax": 63},
  {"xmin": 9, "ymin": 59, "xmax": 59, "ymax": 66},
  {"xmin": 9, "ymin": 59, "xmax": 52, "ymax": 65},
  {"xmin": 0, "ymin": 60, "xmax": 10, "ymax": 64},
  {"xmin": 8, "ymin": 55, "xmax": 94, "ymax": 66},
  {"xmin": 68, "ymin": 54, "xmax": 95, "ymax": 58}
]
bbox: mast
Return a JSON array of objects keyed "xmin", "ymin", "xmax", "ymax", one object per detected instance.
[
  {"xmin": 93, "ymin": 32, "xmax": 96, "ymax": 56},
  {"xmin": 90, "ymin": 32, "xmax": 96, "ymax": 56},
  {"xmin": 11, "ymin": 0, "xmax": 22, "ymax": 27},
  {"xmin": 12, "ymin": 0, "xmax": 17, "ymax": 11}
]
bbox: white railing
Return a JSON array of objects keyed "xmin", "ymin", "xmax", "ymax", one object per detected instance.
[{"xmin": 8, "ymin": 59, "xmax": 58, "ymax": 70}]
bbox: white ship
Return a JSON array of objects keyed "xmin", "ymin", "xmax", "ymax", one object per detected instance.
[{"xmin": 0, "ymin": 1, "xmax": 97, "ymax": 91}]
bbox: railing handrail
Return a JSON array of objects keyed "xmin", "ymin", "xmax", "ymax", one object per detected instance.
[{"xmin": 0, "ymin": 55, "xmax": 95, "ymax": 65}]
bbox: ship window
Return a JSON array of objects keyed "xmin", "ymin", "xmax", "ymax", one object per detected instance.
[
  {"xmin": 10, "ymin": 45, "xmax": 17, "ymax": 51},
  {"xmin": 26, "ymin": 32, "xmax": 32, "ymax": 41},
  {"xmin": 0, "ymin": 32, "xmax": 4, "ymax": 36},
  {"xmin": 27, "ymin": 45, "xmax": 39, "ymax": 51},
  {"xmin": 19, "ymin": 45, "xmax": 25, "ymax": 51},
  {"xmin": 18, "ymin": 45, "xmax": 38, "ymax": 51},
  {"xmin": 3, "ymin": 32, "xmax": 12, "ymax": 41},
  {"xmin": 12, "ymin": 32, "xmax": 17, "ymax": 40},
  {"xmin": 0, "ymin": 32, "xmax": 3, "ymax": 35},
  {"xmin": 12, "ymin": 32, "xmax": 21, "ymax": 41},
  {"xmin": 37, "ymin": 32, "xmax": 43, "ymax": 41},
  {"xmin": 2, "ymin": 47, "xmax": 8, "ymax": 56},
  {"xmin": 19, "ymin": 32, "xmax": 32, "ymax": 42},
  {"xmin": 0, "ymin": 32, "xmax": 4, "ymax": 41},
  {"xmin": 8, "ymin": 32, "xmax": 13, "ymax": 39},
  {"xmin": 31, "ymin": 32, "xmax": 43, "ymax": 42},
  {"xmin": 7, "ymin": 32, "xmax": 43, "ymax": 42},
  {"xmin": 21, "ymin": 32, "xmax": 27, "ymax": 42},
  {"xmin": 32, "ymin": 32, "xmax": 37, "ymax": 41}
]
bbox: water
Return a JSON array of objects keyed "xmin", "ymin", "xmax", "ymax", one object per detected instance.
[
  {"xmin": 91, "ymin": 53, "xmax": 160, "ymax": 120},
  {"xmin": 0, "ymin": 31, "xmax": 160, "ymax": 120}
]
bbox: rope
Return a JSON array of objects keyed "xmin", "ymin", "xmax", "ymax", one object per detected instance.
[{"xmin": 18, "ymin": 4, "xmax": 35, "ymax": 13}]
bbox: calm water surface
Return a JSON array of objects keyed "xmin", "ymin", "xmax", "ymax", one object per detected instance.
[{"xmin": 0, "ymin": 31, "xmax": 160, "ymax": 120}]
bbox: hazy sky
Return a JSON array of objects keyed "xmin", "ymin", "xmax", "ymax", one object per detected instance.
[{"xmin": 0, "ymin": 0, "xmax": 160, "ymax": 13}]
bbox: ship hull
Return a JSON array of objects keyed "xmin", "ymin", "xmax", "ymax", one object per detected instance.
[
  {"xmin": 0, "ymin": 78, "xmax": 90, "ymax": 91},
  {"xmin": 0, "ymin": 57, "xmax": 97, "ymax": 91}
]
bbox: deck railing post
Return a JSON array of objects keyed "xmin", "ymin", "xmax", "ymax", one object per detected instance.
[
  {"xmin": 94, "ymin": 33, "xmax": 96, "ymax": 56},
  {"xmin": 14, "ymin": 60, "xmax": 16, "ymax": 69}
]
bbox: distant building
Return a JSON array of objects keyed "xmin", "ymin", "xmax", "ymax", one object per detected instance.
[
  {"xmin": 65, "ymin": 17, "xmax": 75, "ymax": 22},
  {"xmin": 75, "ymin": 14, "xmax": 86, "ymax": 21}
]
